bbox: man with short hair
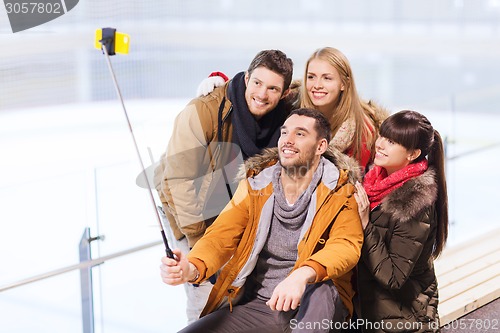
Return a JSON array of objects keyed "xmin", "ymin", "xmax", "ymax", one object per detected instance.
[
  {"xmin": 154, "ymin": 50, "xmax": 294, "ymax": 323},
  {"xmin": 160, "ymin": 108, "xmax": 364, "ymax": 332}
]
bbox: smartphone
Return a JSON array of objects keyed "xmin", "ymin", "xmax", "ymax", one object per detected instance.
[{"xmin": 94, "ymin": 29, "xmax": 130, "ymax": 55}]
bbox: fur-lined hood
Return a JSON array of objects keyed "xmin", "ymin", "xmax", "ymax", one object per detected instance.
[
  {"xmin": 380, "ymin": 168, "xmax": 437, "ymax": 223},
  {"xmin": 236, "ymin": 145, "xmax": 362, "ymax": 185}
]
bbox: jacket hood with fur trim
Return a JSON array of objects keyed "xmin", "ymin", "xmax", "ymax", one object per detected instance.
[
  {"xmin": 379, "ymin": 168, "xmax": 437, "ymax": 223},
  {"xmin": 236, "ymin": 145, "xmax": 362, "ymax": 185}
]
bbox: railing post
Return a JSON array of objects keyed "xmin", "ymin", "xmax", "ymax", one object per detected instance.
[{"xmin": 79, "ymin": 228, "xmax": 103, "ymax": 333}]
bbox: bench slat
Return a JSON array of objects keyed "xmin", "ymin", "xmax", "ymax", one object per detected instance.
[
  {"xmin": 435, "ymin": 230, "xmax": 500, "ymax": 275},
  {"xmin": 439, "ymin": 262, "xmax": 500, "ymax": 302},
  {"xmin": 435, "ymin": 227, "xmax": 500, "ymax": 327},
  {"xmin": 437, "ymin": 251, "xmax": 499, "ymax": 289},
  {"xmin": 438, "ymin": 275, "xmax": 500, "ymax": 325}
]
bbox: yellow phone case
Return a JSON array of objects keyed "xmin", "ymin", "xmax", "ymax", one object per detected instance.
[{"xmin": 94, "ymin": 29, "xmax": 130, "ymax": 55}]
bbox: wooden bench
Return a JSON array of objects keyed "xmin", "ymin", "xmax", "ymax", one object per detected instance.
[{"xmin": 435, "ymin": 227, "xmax": 500, "ymax": 326}]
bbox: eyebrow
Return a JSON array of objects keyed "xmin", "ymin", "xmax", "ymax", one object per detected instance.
[
  {"xmin": 280, "ymin": 125, "xmax": 311, "ymax": 133},
  {"xmin": 251, "ymin": 77, "xmax": 282, "ymax": 92},
  {"xmin": 307, "ymin": 71, "xmax": 335, "ymax": 76}
]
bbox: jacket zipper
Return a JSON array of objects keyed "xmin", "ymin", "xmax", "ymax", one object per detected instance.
[{"xmin": 227, "ymin": 288, "xmax": 235, "ymax": 312}]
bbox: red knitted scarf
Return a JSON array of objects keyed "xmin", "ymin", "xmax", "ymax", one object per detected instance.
[{"xmin": 363, "ymin": 159, "xmax": 428, "ymax": 210}]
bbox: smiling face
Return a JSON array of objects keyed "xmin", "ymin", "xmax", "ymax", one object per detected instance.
[
  {"xmin": 278, "ymin": 114, "xmax": 327, "ymax": 175},
  {"xmin": 244, "ymin": 67, "xmax": 286, "ymax": 120},
  {"xmin": 305, "ymin": 58, "xmax": 345, "ymax": 114},
  {"xmin": 374, "ymin": 136, "xmax": 421, "ymax": 175}
]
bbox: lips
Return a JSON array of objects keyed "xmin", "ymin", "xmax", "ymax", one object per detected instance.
[
  {"xmin": 311, "ymin": 91, "xmax": 327, "ymax": 99},
  {"xmin": 281, "ymin": 146, "xmax": 298, "ymax": 157},
  {"xmin": 252, "ymin": 98, "xmax": 267, "ymax": 108}
]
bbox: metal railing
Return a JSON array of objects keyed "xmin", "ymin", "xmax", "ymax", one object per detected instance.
[{"xmin": 0, "ymin": 238, "xmax": 162, "ymax": 293}]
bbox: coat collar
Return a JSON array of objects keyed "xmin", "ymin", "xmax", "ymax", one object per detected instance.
[
  {"xmin": 379, "ymin": 168, "xmax": 438, "ymax": 223},
  {"xmin": 245, "ymin": 156, "xmax": 340, "ymax": 192},
  {"xmin": 238, "ymin": 145, "xmax": 361, "ymax": 188}
]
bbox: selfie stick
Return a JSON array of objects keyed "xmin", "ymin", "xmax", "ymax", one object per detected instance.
[{"xmin": 97, "ymin": 28, "xmax": 174, "ymax": 259}]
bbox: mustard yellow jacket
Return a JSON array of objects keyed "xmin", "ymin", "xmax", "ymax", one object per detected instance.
[{"xmin": 188, "ymin": 148, "xmax": 364, "ymax": 318}]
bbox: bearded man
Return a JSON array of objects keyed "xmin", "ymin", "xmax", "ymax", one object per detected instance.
[{"xmin": 160, "ymin": 108, "xmax": 363, "ymax": 333}]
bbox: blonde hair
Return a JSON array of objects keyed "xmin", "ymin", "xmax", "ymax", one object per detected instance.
[{"xmin": 300, "ymin": 47, "xmax": 378, "ymax": 162}]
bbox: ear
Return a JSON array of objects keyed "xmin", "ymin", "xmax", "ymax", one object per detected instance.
[
  {"xmin": 244, "ymin": 71, "xmax": 249, "ymax": 87},
  {"xmin": 316, "ymin": 138, "xmax": 328, "ymax": 155},
  {"xmin": 340, "ymin": 78, "xmax": 347, "ymax": 91},
  {"xmin": 408, "ymin": 149, "xmax": 421, "ymax": 161},
  {"xmin": 280, "ymin": 88, "xmax": 291, "ymax": 100}
]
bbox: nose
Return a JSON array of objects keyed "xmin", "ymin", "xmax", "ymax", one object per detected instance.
[
  {"xmin": 280, "ymin": 133, "xmax": 294, "ymax": 145},
  {"xmin": 375, "ymin": 137, "xmax": 385, "ymax": 150},
  {"xmin": 313, "ymin": 79, "xmax": 323, "ymax": 89},
  {"xmin": 256, "ymin": 86, "xmax": 268, "ymax": 100}
]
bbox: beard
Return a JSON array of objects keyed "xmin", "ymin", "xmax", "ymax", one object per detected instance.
[{"xmin": 279, "ymin": 148, "xmax": 317, "ymax": 177}]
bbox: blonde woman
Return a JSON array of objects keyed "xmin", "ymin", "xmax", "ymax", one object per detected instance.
[{"xmin": 296, "ymin": 47, "xmax": 388, "ymax": 170}]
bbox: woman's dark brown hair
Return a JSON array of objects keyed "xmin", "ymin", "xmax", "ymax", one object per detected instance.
[{"xmin": 379, "ymin": 110, "xmax": 448, "ymax": 257}]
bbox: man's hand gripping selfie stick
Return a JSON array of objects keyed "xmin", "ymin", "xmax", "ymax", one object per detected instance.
[{"xmin": 96, "ymin": 28, "xmax": 174, "ymax": 259}]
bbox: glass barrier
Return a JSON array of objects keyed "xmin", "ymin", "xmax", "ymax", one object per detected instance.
[
  {"xmin": 92, "ymin": 246, "xmax": 186, "ymax": 333},
  {"xmin": 0, "ymin": 101, "xmax": 189, "ymax": 331},
  {"xmin": 0, "ymin": 271, "xmax": 83, "ymax": 332}
]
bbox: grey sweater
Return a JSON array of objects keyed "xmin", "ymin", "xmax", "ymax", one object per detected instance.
[{"xmin": 247, "ymin": 161, "xmax": 324, "ymax": 300}]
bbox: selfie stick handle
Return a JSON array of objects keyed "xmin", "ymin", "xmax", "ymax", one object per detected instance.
[{"xmin": 99, "ymin": 38, "xmax": 174, "ymax": 259}]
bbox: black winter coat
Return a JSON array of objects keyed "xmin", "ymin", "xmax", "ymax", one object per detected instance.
[{"xmin": 357, "ymin": 169, "xmax": 440, "ymax": 332}]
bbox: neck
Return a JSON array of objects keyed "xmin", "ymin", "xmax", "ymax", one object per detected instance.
[
  {"xmin": 385, "ymin": 161, "xmax": 410, "ymax": 176},
  {"xmin": 280, "ymin": 158, "xmax": 320, "ymax": 204},
  {"xmin": 317, "ymin": 102, "xmax": 338, "ymax": 122},
  {"xmin": 385, "ymin": 167, "xmax": 396, "ymax": 176}
]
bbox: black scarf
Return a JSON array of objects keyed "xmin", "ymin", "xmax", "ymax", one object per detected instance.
[{"xmin": 227, "ymin": 72, "xmax": 288, "ymax": 160}]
